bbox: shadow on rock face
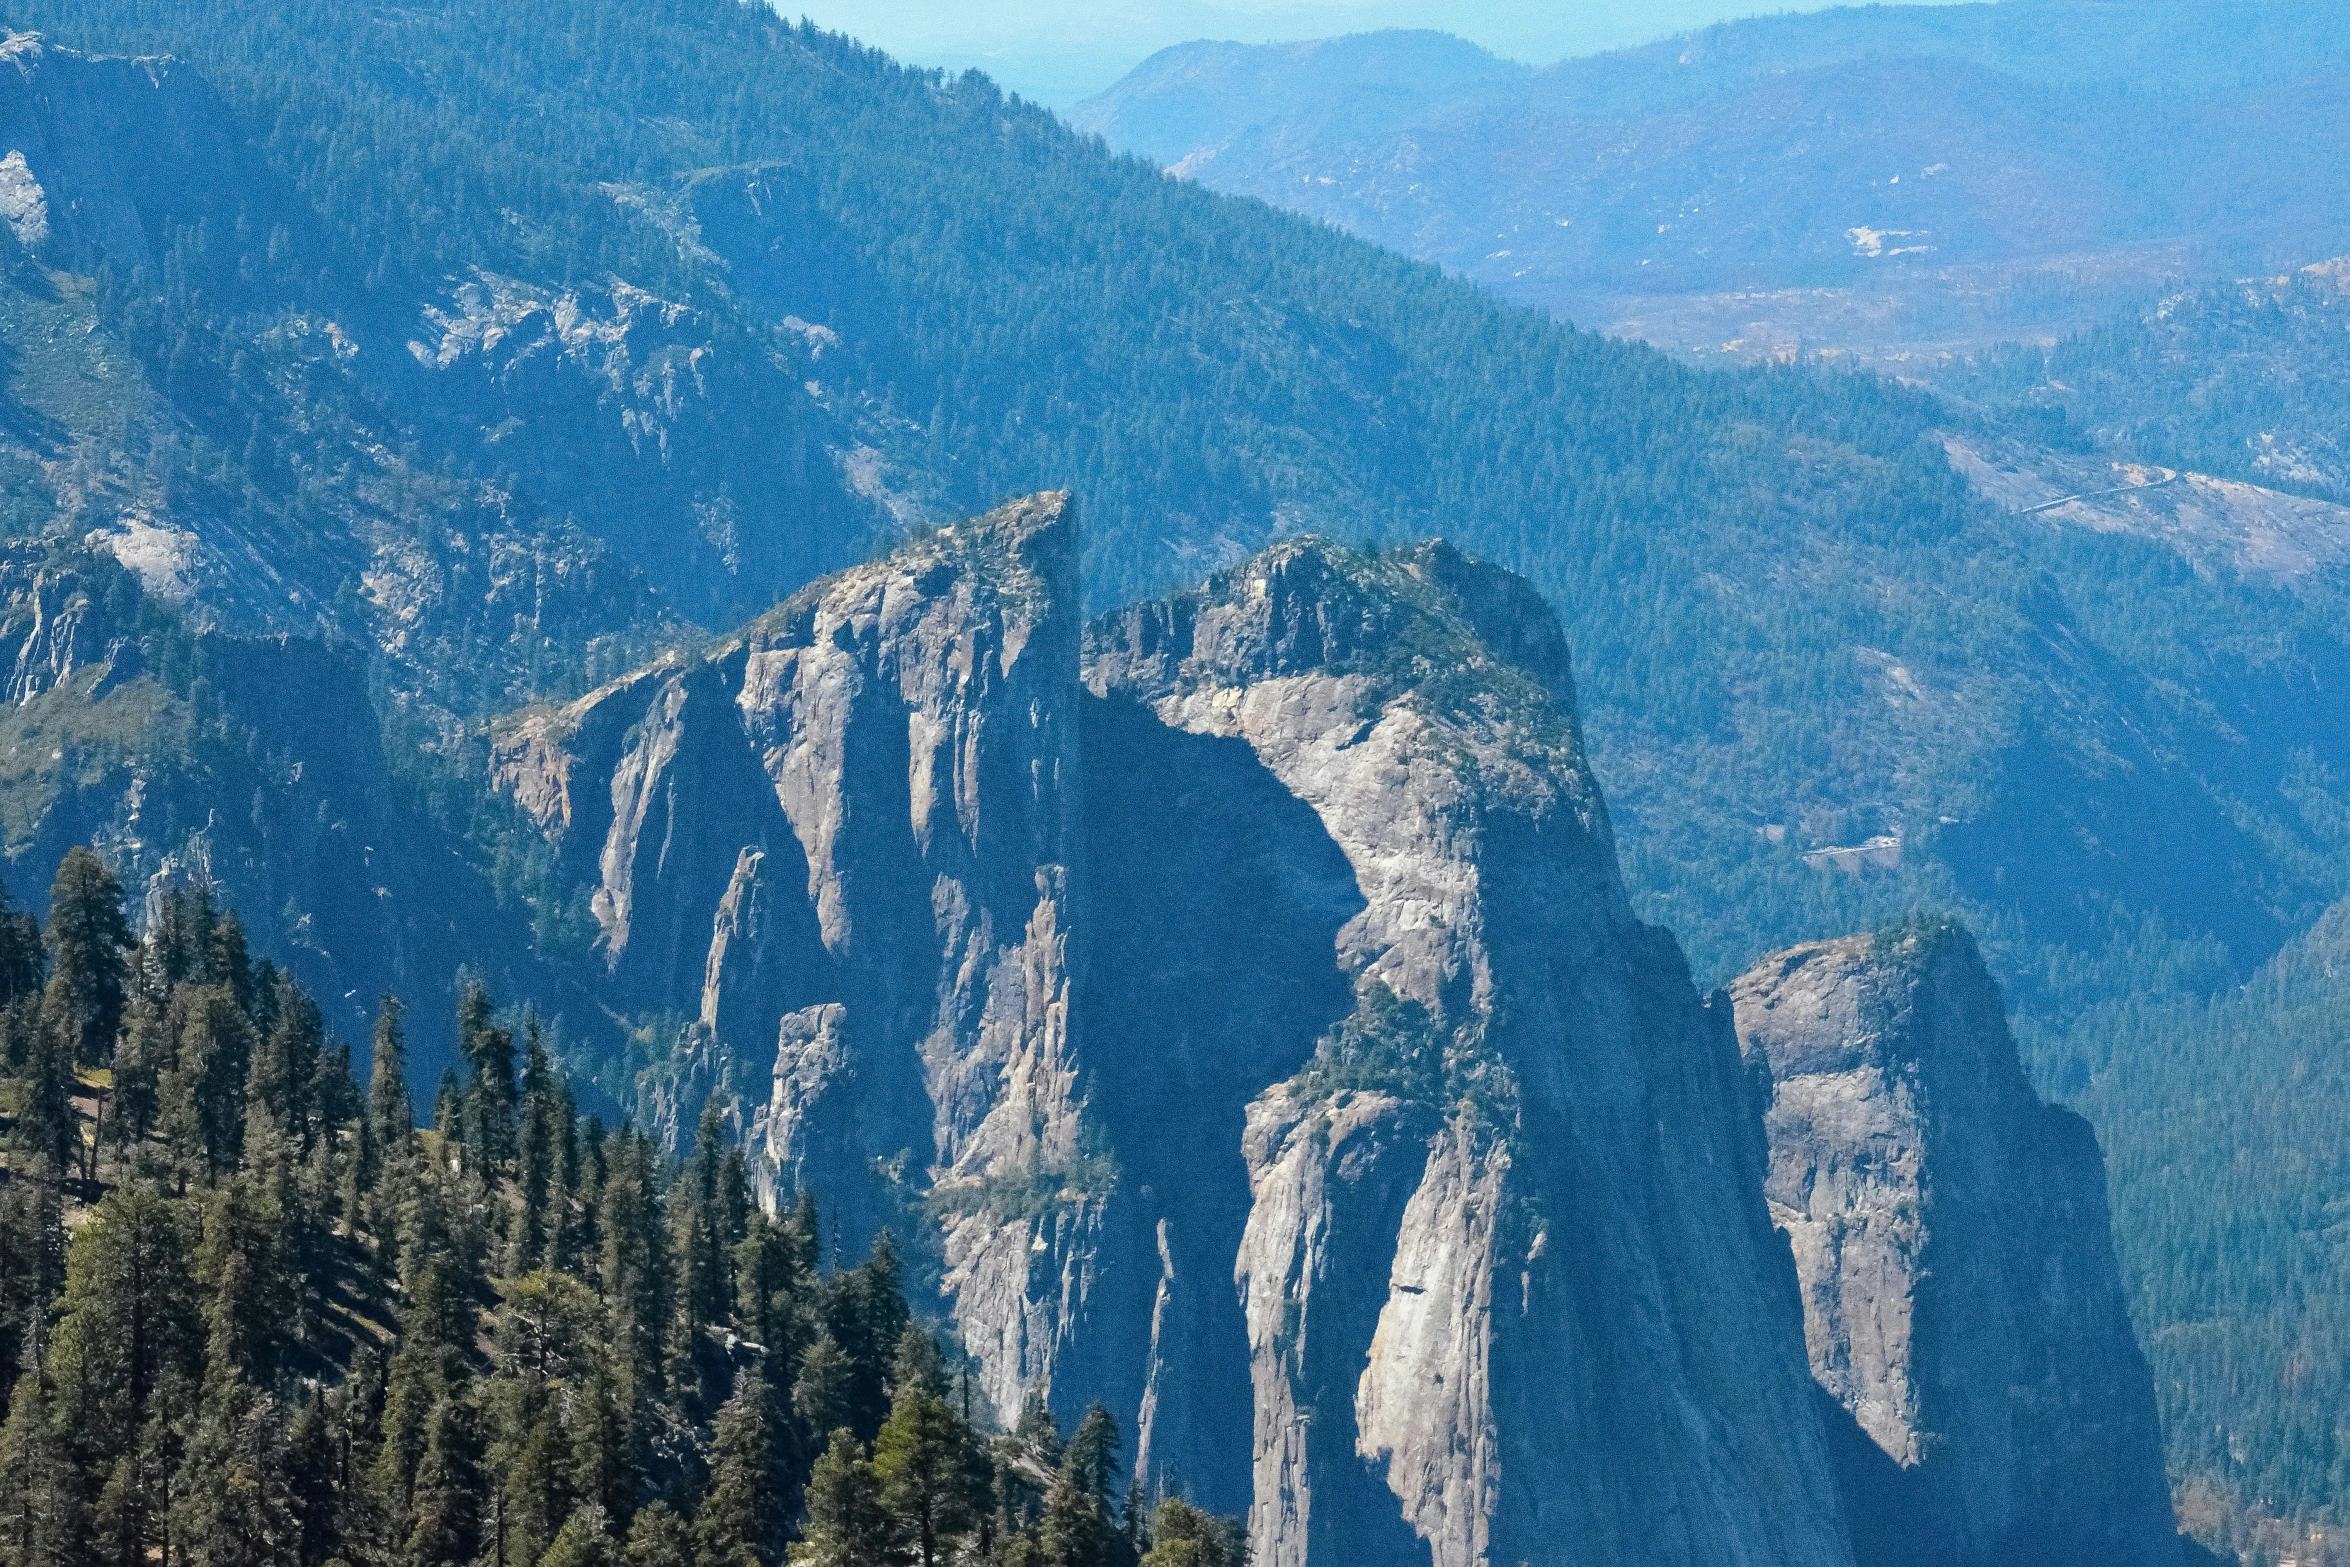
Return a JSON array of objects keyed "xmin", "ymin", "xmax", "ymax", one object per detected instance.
[{"xmin": 1071, "ymin": 689, "xmax": 1366, "ymax": 1513}]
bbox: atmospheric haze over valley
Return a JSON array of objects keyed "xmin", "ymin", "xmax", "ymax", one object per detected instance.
[{"xmin": 0, "ymin": 2, "xmax": 2341, "ymax": 1566}]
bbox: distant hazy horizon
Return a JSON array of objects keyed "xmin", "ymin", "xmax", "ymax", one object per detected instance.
[{"xmin": 784, "ymin": 0, "xmax": 1959, "ymax": 107}]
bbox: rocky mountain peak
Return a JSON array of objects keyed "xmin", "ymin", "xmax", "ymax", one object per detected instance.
[
  {"xmin": 1733, "ymin": 922, "xmax": 2176, "ymax": 1567},
  {"xmin": 1088, "ymin": 533, "xmax": 1576, "ymax": 724},
  {"xmin": 1084, "ymin": 529, "xmax": 1844, "ymax": 1565},
  {"xmin": 468, "ymin": 507, "xmax": 2186, "ymax": 1566}
]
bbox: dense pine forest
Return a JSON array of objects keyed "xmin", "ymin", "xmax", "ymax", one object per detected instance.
[{"xmin": 0, "ymin": 853, "xmax": 1236, "ymax": 1567}]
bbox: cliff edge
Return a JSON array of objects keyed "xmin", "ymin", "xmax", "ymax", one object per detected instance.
[{"xmin": 1732, "ymin": 923, "xmax": 2176, "ymax": 1567}]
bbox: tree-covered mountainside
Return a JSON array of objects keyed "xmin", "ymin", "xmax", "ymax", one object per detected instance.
[
  {"xmin": 1932, "ymin": 269, "xmax": 2350, "ymax": 507},
  {"xmin": 0, "ymin": 856, "xmax": 1235, "ymax": 1567},
  {"xmin": 0, "ymin": 542, "xmax": 556, "ymax": 1061},
  {"xmin": 2070, "ymin": 894, "xmax": 2350, "ymax": 1560},
  {"xmin": 1073, "ymin": 1, "xmax": 2350, "ymax": 359},
  {"xmin": 8, "ymin": 0, "xmax": 2350, "ymax": 1048},
  {"xmin": 2, "ymin": 0, "xmax": 2350, "ymax": 1545}
]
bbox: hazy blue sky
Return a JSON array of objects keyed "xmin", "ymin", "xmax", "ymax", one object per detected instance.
[{"xmin": 787, "ymin": 0, "xmax": 1921, "ymax": 107}]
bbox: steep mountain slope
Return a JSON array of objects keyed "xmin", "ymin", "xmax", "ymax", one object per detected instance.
[
  {"xmin": 495, "ymin": 505, "xmax": 1861, "ymax": 1562},
  {"xmin": 0, "ymin": 3, "xmax": 2347, "ymax": 1533},
  {"xmin": 1934, "ymin": 265, "xmax": 2350, "ymax": 507},
  {"xmin": 2057, "ymin": 895, "xmax": 2350, "ymax": 1552},
  {"xmin": 0, "ymin": 543, "xmax": 535, "ymax": 1063},
  {"xmin": 9, "ymin": 0, "xmax": 2350, "ymax": 1043},
  {"xmin": 1734, "ymin": 924, "xmax": 2173, "ymax": 1567},
  {"xmin": 1074, "ymin": 2, "xmax": 2350, "ymax": 359},
  {"xmin": 1088, "ymin": 537, "xmax": 1848, "ymax": 1565}
]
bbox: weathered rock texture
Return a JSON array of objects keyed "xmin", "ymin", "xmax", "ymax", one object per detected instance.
[
  {"xmin": 501, "ymin": 509, "xmax": 2171, "ymax": 1565},
  {"xmin": 1085, "ymin": 538, "xmax": 1851, "ymax": 1566},
  {"xmin": 499, "ymin": 513, "xmax": 1861, "ymax": 1562},
  {"xmin": 1731, "ymin": 925, "xmax": 2176, "ymax": 1567},
  {"xmin": 491, "ymin": 494, "xmax": 1097, "ymax": 1413}
]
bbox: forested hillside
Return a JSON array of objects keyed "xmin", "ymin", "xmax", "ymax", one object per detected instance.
[
  {"xmin": 4, "ymin": 0, "xmax": 2350, "ymax": 1546},
  {"xmin": 0, "ymin": 857, "xmax": 1230, "ymax": 1566},
  {"xmin": 11, "ymin": 0, "xmax": 2350, "ymax": 1044},
  {"xmin": 1933, "ymin": 269, "xmax": 2350, "ymax": 506},
  {"xmin": 2072, "ymin": 896, "xmax": 2350, "ymax": 1563},
  {"xmin": 1074, "ymin": 1, "xmax": 2350, "ymax": 359}
]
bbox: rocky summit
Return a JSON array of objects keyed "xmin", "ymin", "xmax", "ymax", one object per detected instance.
[
  {"xmin": 486, "ymin": 496, "xmax": 2177, "ymax": 1563},
  {"xmin": 1733, "ymin": 924, "xmax": 2176, "ymax": 1567}
]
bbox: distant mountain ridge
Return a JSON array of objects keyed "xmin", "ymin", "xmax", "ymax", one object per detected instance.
[
  {"xmin": 4, "ymin": 1, "xmax": 2350, "ymax": 1541},
  {"xmin": 1075, "ymin": 1, "xmax": 2350, "ymax": 359}
]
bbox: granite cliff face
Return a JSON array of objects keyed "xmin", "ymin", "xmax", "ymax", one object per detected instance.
[
  {"xmin": 503, "ymin": 509, "xmax": 1861, "ymax": 1564},
  {"xmin": 1731, "ymin": 925, "xmax": 2176, "ymax": 1567},
  {"xmin": 491, "ymin": 494, "xmax": 1096, "ymax": 1415},
  {"xmin": 1084, "ymin": 539, "xmax": 1851, "ymax": 1565}
]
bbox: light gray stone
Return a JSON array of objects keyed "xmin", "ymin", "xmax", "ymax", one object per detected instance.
[{"xmin": 1733, "ymin": 926, "xmax": 2177, "ymax": 1567}]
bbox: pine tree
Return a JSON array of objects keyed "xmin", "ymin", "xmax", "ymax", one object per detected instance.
[
  {"xmin": 457, "ymin": 978, "xmax": 517, "ymax": 1174},
  {"xmin": 576, "ymin": 1118, "xmax": 609, "ymax": 1278},
  {"xmin": 14, "ymin": 1017, "xmax": 76, "ymax": 1177},
  {"xmin": 487, "ymin": 1271, "xmax": 599, "ymax": 1565},
  {"xmin": 402, "ymin": 1391, "xmax": 483, "ymax": 1567},
  {"xmin": 146, "ymin": 880, "xmax": 214, "ymax": 994},
  {"xmin": 169, "ymin": 1381, "xmax": 299, "ymax": 1567},
  {"xmin": 625, "ymin": 1499, "xmax": 693, "ymax": 1567},
  {"xmin": 513, "ymin": 1017, "xmax": 558, "ymax": 1275},
  {"xmin": 249, "ymin": 983, "xmax": 323, "ymax": 1154},
  {"xmin": 0, "ymin": 875, "xmax": 44, "ymax": 1007},
  {"xmin": 42, "ymin": 847, "xmax": 128, "ymax": 1068},
  {"xmin": 791, "ymin": 1334, "xmax": 854, "ymax": 1445},
  {"xmin": 45, "ymin": 1185, "xmax": 201, "ymax": 1485},
  {"xmin": 0, "ymin": 1177, "xmax": 63, "ymax": 1425},
  {"xmin": 286, "ymin": 1386, "xmax": 340, "ymax": 1567},
  {"xmin": 1037, "ymin": 1457, "xmax": 1109, "ymax": 1567},
  {"xmin": 371, "ymin": 1349, "xmax": 442, "ymax": 1544},
  {"xmin": 825, "ymin": 1233, "xmax": 908, "ymax": 1440},
  {"xmin": 108, "ymin": 998, "xmax": 163, "ymax": 1156},
  {"xmin": 1013, "ymin": 1393, "xmax": 1061, "ymax": 1468},
  {"xmin": 164, "ymin": 986, "xmax": 257, "ymax": 1177},
  {"xmin": 91, "ymin": 1415, "xmax": 174, "ymax": 1567},
  {"xmin": 667, "ymin": 1108, "xmax": 729, "ymax": 1411},
  {"xmin": 568, "ymin": 1342, "xmax": 638, "ymax": 1528},
  {"xmin": 431, "ymin": 1072, "xmax": 465, "ymax": 1164},
  {"xmin": 687, "ymin": 1106, "xmax": 731, "ymax": 1325},
  {"xmin": 207, "ymin": 911, "xmax": 254, "ymax": 1020},
  {"xmin": 539, "ymin": 1503, "xmax": 621, "ymax": 1567},
  {"xmin": 196, "ymin": 1174, "xmax": 294, "ymax": 1388},
  {"xmin": 734, "ymin": 1211, "xmax": 811, "ymax": 1398},
  {"xmin": 717, "ymin": 1148, "xmax": 749, "ymax": 1260},
  {"xmin": 0, "ymin": 1366, "xmax": 85, "ymax": 1567},
  {"xmin": 625, "ymin": 1503, "xmax": 686, "ymax": 1567},
  {"xmin": 789, "ymin": 1429, "xmax": 898, "ymax": 1567},
  {"xmin": 1066, "ymin": 1405, "xmax": 1120, "ymax": 1511},
  {"xmin": 1137, "ymin": 1499, "xmax": 1237, "ymax": 1567},
  {"xmin": 599, "ymin": 1132, "xmax": 669, "ymax": 1418},
  {"xmin": 545, "ymin": 1074, "xmax": 581, "ymax": 1275},
  {"xmin": 694, "ymin": 1369, "xmax": 777, "ymax": 1567},
  {"xmin": 363, "ymin": 995, "xmax": 414, "ymax": 1263},
  {"xmin": 366, "ymin": 996, "xmax": 415, "ymax": 1176},
  {"xmin": 493, "ymin": 1409, "xmax": 570, "ymax": 1567},
  {"xmin": 871, "ymin": 1329, "xmax": 979, "ymax": 1567}
]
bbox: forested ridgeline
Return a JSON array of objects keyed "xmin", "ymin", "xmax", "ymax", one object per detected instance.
[
  {"xmin": 20, "ymin": 0, "xmax": 2350, "ymax": 1059},
  {"xmin": 0, "ymin": 850, "xmax": 1234, "ymax": 1567}
]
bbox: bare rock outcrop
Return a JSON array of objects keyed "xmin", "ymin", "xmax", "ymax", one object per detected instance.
[
  {"xmin": 1731, "ymin": 923, "xmax": 2176, "ymax": 1567},
  {"xmin": 504, "ymin": 516, "xmax": 1863, "ymax": 1564},
  {"xmin": 1086, "ymin": 537, "xmax": 1853, "ymax": 1566}
]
